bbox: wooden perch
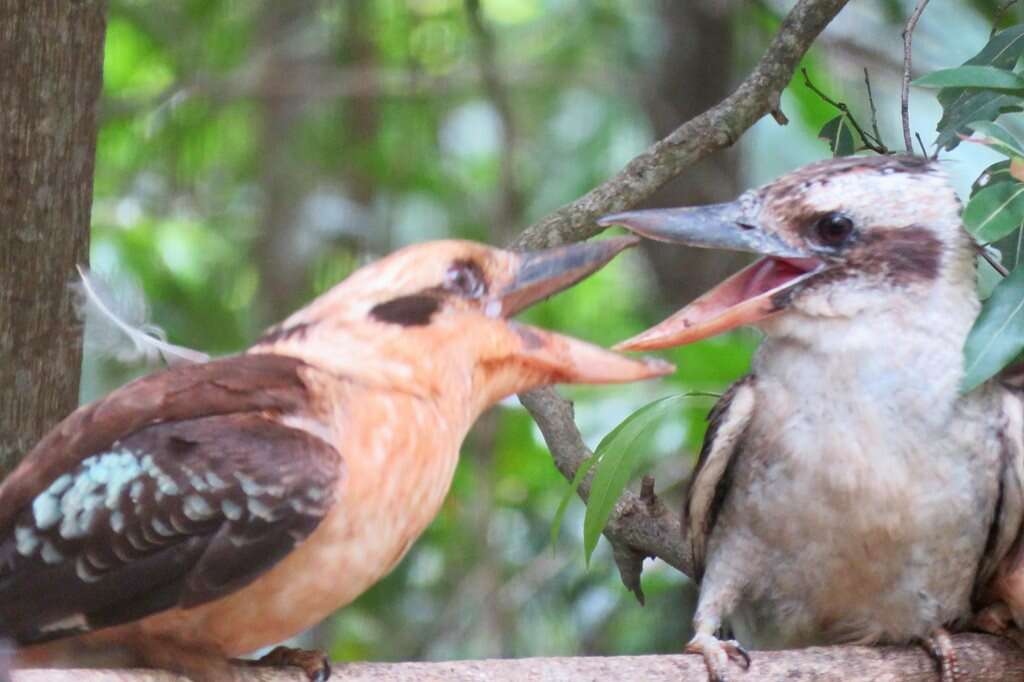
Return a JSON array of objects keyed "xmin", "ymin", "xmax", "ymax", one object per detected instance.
[{"xmin": 14, "ymin": 634, "xmax": 1024, "ymax": 681}]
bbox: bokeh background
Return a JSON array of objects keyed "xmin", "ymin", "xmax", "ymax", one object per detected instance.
[{"xmin": 85, "ymin": 0, "xmax": 1020, "ymax": 661}]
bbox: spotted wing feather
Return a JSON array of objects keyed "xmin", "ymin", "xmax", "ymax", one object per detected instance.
[
  {"xmin": 0, "ymin": 353, "xmax": 314, "ymax": 533},
  {"xmin": 0, "ymin": 354, "xmax": 342, "ymax": 643},
  {"xmin": 0, "ymin": 412, "xmax": 340, "ymax": 644}
]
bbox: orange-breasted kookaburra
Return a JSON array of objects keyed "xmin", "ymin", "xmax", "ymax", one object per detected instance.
[
  {"xmin": 601, "ymin": 156, "xmax": 1024, "ymax": 682},
  {"xmin": 1, "ymin": 238, "xmax": 671, "ymax": 681}
]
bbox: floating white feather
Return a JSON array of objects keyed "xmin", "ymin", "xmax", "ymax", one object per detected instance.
[{"xmin": 73, "ymin": 265, "xmax": 210, "ymax": 367}]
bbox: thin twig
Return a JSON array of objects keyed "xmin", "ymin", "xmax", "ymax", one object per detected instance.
[
  {"xmin": 863, "ymin": 68, "xmax": 885, "ymax": 146},
  {"xmin": 980, "ymin": 244, "xmax": 1011, "ymax": 277},
  {"xmin": 992, "ymin": 0, "xmax": 1020, "ymax": 38},
  {"xmin": 915, "ymin": 132, "xmax": 929, "ymax": 157},
  {"xmin": 901, "ymin": 0, "xmax": 931, "ymax": 153},
  {"xmin": 801, "ymin": 68, "xmax": 889, "ymax": 154}
]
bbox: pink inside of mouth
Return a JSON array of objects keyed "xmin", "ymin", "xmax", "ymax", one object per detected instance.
[
  {"xmin": 740, "ymin": 257, "xmax": 822, "ymax": 302},
  {"xmin": 614, "ymin": 256, "xmax": 824, "ymax": 350}
]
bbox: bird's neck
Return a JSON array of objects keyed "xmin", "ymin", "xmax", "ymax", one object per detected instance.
[{"xmin": 754, "ymin": 283, "xmax": 980, "ymax": 424}]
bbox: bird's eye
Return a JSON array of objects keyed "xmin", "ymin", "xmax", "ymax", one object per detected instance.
[
  {"xmin": 813, "ymin": 212, "xmax": 855, "ymax": 247},
  {"xmin": 444, "ymin": 260, "xmax": 487, "ymax": 298}
]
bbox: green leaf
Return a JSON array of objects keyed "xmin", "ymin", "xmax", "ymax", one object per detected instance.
[
  {"xmin": 549, "ymin": 455, "xmax": 598, "ymax": 552},
  {"xmin": 965, "ymin": 120, "xmax": 1024, "ymax": 158},
  {"xmin": 978, "ymin": 253, "xmax": 1006, "ymax": 300},
  {"xmin": 963, "ymin": 265, "xmax": 1024, "ymax": 391},
  {"xmin": 817, "ymin": 114, "xmax": 856, "ymax": 157},
  {"xmin": 933, "ymin": 25, "xmax": 1024, "ymax": 150},
  {"xmin": 936, "ymin": 92, "xmax": 1024, "ymax": 151},
  {"xmin": 963, "ymin": 182, "xmax": 1024, "ymax": 242},
  {"xmin": 972, "ymin": 160, "xmax": 1014, "ymax": 197},
  {"xmin": 914, "ymin": 65, "xmax": 1024, "ymax": 90},
  {"xmin": 581, "ymin": 394, "xmax": 687, "ymax": 566}
]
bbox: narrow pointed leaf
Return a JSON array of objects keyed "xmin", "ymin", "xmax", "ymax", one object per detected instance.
[
  {"xmin": 964, "ymin": 182, "xmax": 1024, "ymax": 242},
  {"xmin": 549, "ymin": 456, "xmax": 598, "ymax": 552},
  {"xmin": 934, "ymin": 26, "xmax": 1024, "ymax": 150},
  {"xmin": 582, "ymin": 394, "xmax": 686, "ymax": 565},
  {"xmin": 965, "ymin": 120, "xmax": 1024, "ymax": 158},
  {"xmin": 914, "ymin": 66, "xmax": 1024, "ymax": 90},
  {"xmin": 936, "ymin": 92, "xmax": 1024, "ymax": 150},
  {"xmin": 963, "ymin": 264, "xmax": 1024, "ymax": 391}
]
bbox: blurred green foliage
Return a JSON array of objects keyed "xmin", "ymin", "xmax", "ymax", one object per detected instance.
[{"xmin": 87, "ymin": 0, "xmax": 1024, "ymax": 663}]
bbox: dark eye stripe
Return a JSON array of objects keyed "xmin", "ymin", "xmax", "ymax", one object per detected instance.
[{"xmin": 369, "ymin": 295, "xmax": 441, "ymax": 326}]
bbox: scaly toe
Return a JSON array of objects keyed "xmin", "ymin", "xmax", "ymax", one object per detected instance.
[
  {"xmin": 722, "ymin": 639, "xmax": 751, "ymax": 669},
  {"xmin": 923, "ymin": 628, "xmax": 959, "ymax": 682},
  {"xmin": 249, "ymin": 645, "xmax": 332, "ymax": 681},
  {"xmin": 685, "ymin": 632, "xmax": 750, "ymax": 682}
]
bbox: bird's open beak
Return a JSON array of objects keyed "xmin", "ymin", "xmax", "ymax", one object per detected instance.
[
  {"xmin": 493, "ymin": 237, "xmax": 674, "ymax": 383},
  {"xmin": 598, "ymin": 204, "xmax": 825, "ymax": 351}
]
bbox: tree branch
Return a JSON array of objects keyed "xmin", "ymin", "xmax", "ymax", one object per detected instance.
[
  {"xmin": 512, "ymin": 0, "xmax": 851, "ymax": 251},
  {"xmin": 901, "ymin": 0, "xmax": 931, "ymax": 154},
  {"xmin": 513, "ymin": 0, "xmax": 850, "ymax": 590},
  {"xmin": 14, "ymin": 634, "xmax": 1024, "ymax": 680}
]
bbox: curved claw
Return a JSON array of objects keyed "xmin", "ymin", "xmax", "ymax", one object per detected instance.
[
  {"xmin": 685, "ymin": 633, "xmax": 751, "ymax": 681},
  {"xmin": 246, "ymin": 645, "xmax": 332, "ymax": 682},
  {"xmin": 923, "ymin": 628, "xmax": 959, "ymax": 682}
]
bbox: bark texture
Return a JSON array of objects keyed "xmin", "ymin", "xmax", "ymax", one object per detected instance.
[
  {"xmin": 0, "ymin": 0, "xmax": 108, "ymax": 476},
  {"xmin": 13, "ymin": 634, "xmax": 1024, "ymax": 681}
]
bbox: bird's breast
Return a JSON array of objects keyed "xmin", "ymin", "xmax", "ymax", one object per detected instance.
[
  {"xmin": 133, "ymin": 389, "xmax": 468, "ymax": 656},
  {"xmin": 726, "ymin": 379, "xmax": 1002, "ymax": 647}
]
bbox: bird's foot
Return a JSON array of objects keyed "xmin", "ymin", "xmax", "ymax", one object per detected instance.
[
  {"xmin": 922, "ymin": 627, "xmax": 959, "ymax": 682},
  {"xmin": 240, "ymin": 645, "xmax": 332, "ymax": 682},
  {"xmin": 684, "ymin": 632, "xmax": 750, "ymax": 682}
]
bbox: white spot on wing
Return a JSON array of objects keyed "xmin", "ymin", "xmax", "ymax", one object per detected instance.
[
  {"xmin": 15, "ymin": 526, "xmax": 39, "ymax": 556},
  {"xmin": 222, "ymin": 500, "xmax": 243, "ymax": 521},
  {"xmin": 40, "ymin": 541, "xmax": 63, "ymax": 564},
  {"xmin": 184, "ymin": 494, "xmax": 214, "ymax": 520},
  {"xmin": 39, "ymin": 613, "xmax": 88, "ymax": 633},
  {"xmin": 247, "ymin": 498, "xmax": 276, "ymax": 521},
  {"xmin": 32, "ymin": 493, "xmax": 61, "ymax": 531}
]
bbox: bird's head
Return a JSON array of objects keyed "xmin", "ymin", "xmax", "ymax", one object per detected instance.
[
  {"xmin": 601, "ymin": 155, "xmax": 978, "ymax": 351},
  {"xmin": 257, "ymin": 238, "xmax": 672, "ymax": 405}
]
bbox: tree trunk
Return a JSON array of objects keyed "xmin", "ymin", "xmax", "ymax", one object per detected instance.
[{"xmin": 0, "ymin": 0, "xmax": 108, "ymax": 476}]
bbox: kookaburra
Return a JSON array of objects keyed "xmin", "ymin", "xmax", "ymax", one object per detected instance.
[
  {"xmin": 601, "ymin": 155, "xmax": 1024, "ymax": 682},
  {"xmin": 0, "ymin": 238, "xmax": 671, "ymax": 681}
]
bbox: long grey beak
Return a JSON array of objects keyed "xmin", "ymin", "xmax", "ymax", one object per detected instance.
[
  {"xmin": 497, "ymin": 236, "xmax": 640, "ymax": 317},
  {"xmin": 598, "ymin": 202, "xmax": 805, "ymax": 259}
]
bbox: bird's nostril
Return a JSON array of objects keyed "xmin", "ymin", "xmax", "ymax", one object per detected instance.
[{"xmin": 736, "ymin": 222, "xmax": 756, "ymax": 231}]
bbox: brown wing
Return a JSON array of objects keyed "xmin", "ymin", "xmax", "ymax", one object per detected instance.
[
  {"xmin": 0, "ymin": 353, "xmax": 312, "ymax": 532},
  {"xmin": 0, "ymin": 354, "xmax": 343, "ymax": 644},
  {"xmin": 684, "ymin": 376, "xmax": 756, "ymax": 582}
]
